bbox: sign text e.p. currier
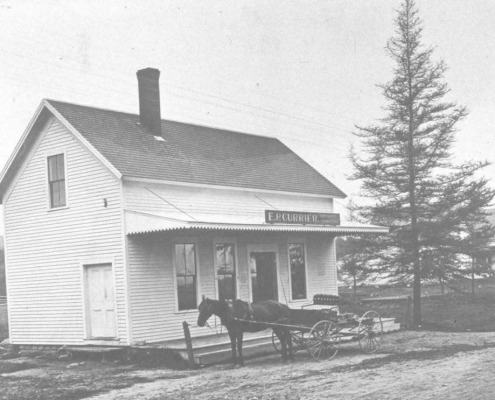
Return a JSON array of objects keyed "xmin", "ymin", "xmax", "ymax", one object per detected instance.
[{"xmin": 265, "ymin": 210, "xmax": 340, "ymax": 226}]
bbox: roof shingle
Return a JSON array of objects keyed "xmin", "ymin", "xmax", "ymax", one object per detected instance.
[{"xmin": 47, "ymin": 100, "xmax": 346, "ymax": 197}]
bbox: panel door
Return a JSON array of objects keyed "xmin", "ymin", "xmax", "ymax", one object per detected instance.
[
  {"xmin": 250, "ymin": 251, "xmax": 278, "ymax": 303},
  {"xmin": 85, "ymin": 264, "xmax": 116, "ymax": 338}
]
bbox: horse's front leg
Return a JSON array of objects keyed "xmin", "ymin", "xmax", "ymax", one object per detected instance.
[
  {"xmin": 237, "ymin": 331, "xmax": 244, "ymax": 367},
  {"xmin": 228, "ymin": 329, "xmax": 237, "ymax": 366}
]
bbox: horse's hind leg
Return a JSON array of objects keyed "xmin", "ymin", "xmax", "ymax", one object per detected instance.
[
  {"xmin": 274, "ymin": 328, "xmax": 288, "ymax": 362},
  {"xmin": 286, "ymin": 329, "xmax": 295, "ymax": 361}
]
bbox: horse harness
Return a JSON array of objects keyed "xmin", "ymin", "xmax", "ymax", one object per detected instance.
[
  {"xmin": 225, "ymin": 299, "xmax": 255, "ymax": 321},
  {"xmin": 227, "ymin": 300, "xmax": 289, "ymax": 324}
]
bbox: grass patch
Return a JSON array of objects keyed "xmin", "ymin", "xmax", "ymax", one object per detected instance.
[{"xmin": 339, "ymin": 278, "xmax": 495, "ymax": 332}]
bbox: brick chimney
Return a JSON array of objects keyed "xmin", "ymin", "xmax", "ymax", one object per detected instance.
[{"xmin": 136, "ymin": 68, "xmax": 161, "ymax": 136}]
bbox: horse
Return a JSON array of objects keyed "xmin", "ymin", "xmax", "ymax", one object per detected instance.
[{"xmin": 197, "ymin": 297, "xmax": 294, "ymax": 367}]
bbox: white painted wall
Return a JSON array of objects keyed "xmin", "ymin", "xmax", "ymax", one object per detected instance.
[
  {"xmin": 124, "ymin": 181, "xmax": 338, "ymax": 343},
  {"xmin": 4, "ymin": 117, "xmax": 127, "ymax": 345},
  {"xmin": 127, "ymin": 230, "xmax": 337, "ymax": 343},
  {"xmin": 123, "ymin": 180, "xmax": 334, "ymax": 224}
]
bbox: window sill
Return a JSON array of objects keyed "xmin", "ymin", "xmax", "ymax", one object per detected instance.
[{"xmin": 47, "ymin": 205, "xmax": 70, "ymax": 212}]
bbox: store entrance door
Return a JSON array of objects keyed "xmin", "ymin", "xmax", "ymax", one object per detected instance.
[{"xmin": 249, "ymin": 246, "xmax": 278, "ymax": 303}]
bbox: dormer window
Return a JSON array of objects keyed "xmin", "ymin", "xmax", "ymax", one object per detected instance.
[{"xmin": 48, "ymin": 153, "xmax": 66, "ymax": 208}]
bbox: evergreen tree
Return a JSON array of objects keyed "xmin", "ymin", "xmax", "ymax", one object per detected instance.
[
  {"xmin": 350, "ymin": 0, "xmax": 495, "ymax": 325},
  {"xmin": 337, "ymin": 236, "xmax": 383, "ymax": 301}
]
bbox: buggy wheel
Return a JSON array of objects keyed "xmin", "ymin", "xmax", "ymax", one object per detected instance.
[
  {"xmin": 272, "ymin": 330, "xmax": 305, "ymax": 354},
  {"xmin": 358, "ymin": 311, "xmax": 383, "ymax": 354},
  {"xmin": 307, "ymin": 320, "xmax": 339, "ymax": 361}
]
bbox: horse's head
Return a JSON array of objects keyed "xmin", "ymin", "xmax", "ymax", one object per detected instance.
[{"xmin": 197, "ymin": 297, "xmax": 216, "ymax": 327}]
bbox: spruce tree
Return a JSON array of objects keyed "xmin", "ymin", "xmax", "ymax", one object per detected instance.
[{"xmin": 350, "ymin": 0, "xmax": 495, "ymax": 325}]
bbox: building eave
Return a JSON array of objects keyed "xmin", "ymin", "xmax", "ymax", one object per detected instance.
[
  {"xmin": 125, "ymin": 210, "xmax": 389, "ymax": 236},
  {"xmin": 122, "ymin": 176, "xmax": 344, "ymax": 199}
]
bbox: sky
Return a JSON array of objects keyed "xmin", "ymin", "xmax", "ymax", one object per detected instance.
[{"xmin": 0, "ymin": 0, "xmax": 494, "ymax": 234}]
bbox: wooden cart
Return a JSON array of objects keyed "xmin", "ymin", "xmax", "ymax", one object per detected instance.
[
  {"xmin": 270, "ymin": 308, "xmax": 383, "ymax": 361},
  {"xmin": 239, "ymin": 295, "xmax": 384, "ymax": 362}
]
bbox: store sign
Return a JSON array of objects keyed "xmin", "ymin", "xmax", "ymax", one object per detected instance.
[{"xmin": 265, "ymin": 210, "xmax": 340, "ymax": 226}]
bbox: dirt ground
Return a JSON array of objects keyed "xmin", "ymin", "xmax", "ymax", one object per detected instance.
[{"xmin": 2, "ymin": 330, "xmax": 495, "ymax": 400}]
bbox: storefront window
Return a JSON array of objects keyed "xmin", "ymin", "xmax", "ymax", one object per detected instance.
[
  {"xmin": 289, "ymin": 243, "xmax": 307, "ymax": 300},
  {"xmin": 175, "ymin": 243, "xmax": 197, "ymax": 310},
  {"xmin": 215, "ymin": 243, "xmax": 236, "ymax": 301}
]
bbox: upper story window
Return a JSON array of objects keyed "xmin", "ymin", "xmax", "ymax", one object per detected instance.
[
  {"xmin": 289, "ymin": 243, "xmax": 307, "ymax": 300},
  {"xmin": 47, "ymin": 154, "xmax": 66, "ymax": 208}
]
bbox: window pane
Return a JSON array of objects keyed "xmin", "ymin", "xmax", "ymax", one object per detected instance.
[
  {"xmin": 48, "ymin": 156, "xmax": 57, "ymax": 182},
  {"xmin": 177, "ymin": 276, "xmax": 187, "ymax": 310},
  {"xmin": 56, "ymin": 154, "xmax": 65, "ymax": 180},
  {"xmin": 215, "ymin": 245, "xmax": 224, "ymax": 269},
  {"xmin": 175, "ymin": 244, "xmax": 186, "ymax": 275},
  {"xmin": 290, "ymin": 243, "xmax": 306, "ymax": 300},
  {"xmin": 51, "ymin": 182, "xmax": 60, "ymax": 207},
  {"xmin": 185, "ymin": 244, "xmax": 196, "ymax": 275},
  {"xmin": 215, "ymin": 244, "xmax": 235, "ymax": 301},
  {"xmin": 58, "ymin": 181, "xmax": 66, "ymax": 206},
  {"xmin": 225, "ymin": 245, "xmax": 234, "ymax": 274},
  {"xmin": 178, "ymin": 276, "xmax": 197, "ymax": 311}
]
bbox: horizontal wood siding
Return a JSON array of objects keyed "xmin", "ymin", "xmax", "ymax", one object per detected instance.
[
  {"xmin": 305, "ymin": 234, "xmax": 338, "ymax": 298},
  {"xmin": 128, "ymin": 232, "xmax": 216, "ymax": 343},
  {"xmin": 4, "ymin": 117, "xmax": 126, "ymax": 345},
  {"xmin": 123, "ymin": 181, "xmax": 334, "ymax": 222},
  {"xmin": 128, "ymin": 231, "xmax": 337, "ymax": 343}
]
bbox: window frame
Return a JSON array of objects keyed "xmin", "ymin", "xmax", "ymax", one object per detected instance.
[
  {"xmin": 213, "ymin": 239, "xmax": 238, "ymax": 302},
  {"xmin": 172, "ymin": 240, "xmax": 200, "ymax": 313},
  {"xmin": 287, "ymin": 239, "xmax": 308, "ymax": 302},
  {"xmin": 46, "ymin": 149, "xmax": 69, "ymax": 210}
]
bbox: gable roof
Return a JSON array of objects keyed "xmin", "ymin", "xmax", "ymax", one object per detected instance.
[{"xmin": 1, "ymin": 99, "xmax": 346, "ymax": 200}]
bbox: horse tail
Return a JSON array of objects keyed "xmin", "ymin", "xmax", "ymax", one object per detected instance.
[{"xmin": 281, "ymin": 303, "xmax": 291, "ymax": 320}]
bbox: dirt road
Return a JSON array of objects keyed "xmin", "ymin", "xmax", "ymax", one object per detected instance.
[{"xmin": 85, "ymin": 331, "xmax": 495, "ymax": 400}]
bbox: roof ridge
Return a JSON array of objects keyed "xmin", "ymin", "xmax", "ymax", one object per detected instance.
[
  {"xmin": 45, "ymin": 98, "xmax": 285, "ymax": 142},
  {"xmin": 45, "ymin": 98, "xmax": 138, "ymax": 118}
]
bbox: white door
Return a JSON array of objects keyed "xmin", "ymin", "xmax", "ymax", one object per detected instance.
[{"xmin": 85, "ymin": 264, "xmax": 116, "ymax": 338}]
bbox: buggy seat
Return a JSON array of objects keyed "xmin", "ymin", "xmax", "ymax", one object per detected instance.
[{"xmin": 301, "ymin": 293, "xmax": 341, "ymax": 314}]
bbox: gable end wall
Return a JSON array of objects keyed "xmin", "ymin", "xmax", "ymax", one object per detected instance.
[{"xmin": 4, "ymin": 117, "xmax": 127, "ymax": 345}]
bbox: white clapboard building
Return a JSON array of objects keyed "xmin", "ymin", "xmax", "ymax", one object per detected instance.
[{"xmin": 0, "ymin": 68, "xmax": 387, "ymax": 347}]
